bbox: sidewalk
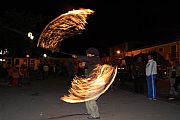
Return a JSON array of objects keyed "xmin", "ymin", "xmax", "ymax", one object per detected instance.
[{"xmin": 1, "ymin": 75, "xmax": 180, "ymax": 120}]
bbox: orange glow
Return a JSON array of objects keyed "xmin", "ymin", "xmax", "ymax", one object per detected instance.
[
  {"xmin": 116, "ymin": 50, "xmax": 120, "ymax": 54},
  {"xmin": 37, "ymin": 8, "xmax": 94, "ymax": 52},
  {"xmin": 60, "ymin": 64, "xmax": 117, "ymax": 103}
]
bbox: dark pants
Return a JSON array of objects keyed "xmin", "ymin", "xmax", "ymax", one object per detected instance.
[
  {"xmin": 68, "ymin": 71, "xmax": 75, "ymax": 88},
  {"xmin": 174, "ymin": 76, "xmax": 180, "ymax": 92},
  {"xmin": 134, "ymin": 75, "xmax": 145, "ymax": 94}
]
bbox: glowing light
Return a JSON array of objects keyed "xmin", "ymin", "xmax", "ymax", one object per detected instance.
[
  {"xmin": 60, "ymin": 64, "xmax": 117, "ymax": 103},
  {"xmin": 37, "ymin": 8, "xmax": 95, "ymax": 52},
  {"xmin": 116, "ymin": 50, "xmax": 120, "ymax": 54},
  {"xmin": 43, "ymin": 54, "xmax": 47, "ymax": 58},
  {"xmin": 0, "ymin": 49, "xmax": 8, "ymax": 55},
  {"xmin": 0, "ymin": 59, "xmax": 5, "ymax": 61},
  {"xmin": 28, "ymin": 32, "xmax": 34, "ymax": 40},
  {"xmin": 26, "ymin": 54, "xmax": 30, "ymax": 58}
]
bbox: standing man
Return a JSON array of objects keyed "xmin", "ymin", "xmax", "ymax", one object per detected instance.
[
  {"xmin": 132, "ymin": 57, "xmax": 146, "ymax": 94},
  {"xmin": 174, "ymin": 61, "xmax": 180, "ymax": 95},
  {"xmin": 43, "ymin": 63, "xmax": 49, "ymax": 80},
  {"xmin": 146, "ymin": 54, "xmax": 157, "ymax": 100},
  {"xmin": 66, "ymin": 58, "xmax": 76, "ymax": 88},
  {"xmin": 169, "ymin": 61, "xmax": 177, "ymax": 96},
  {"xmin": 72, "ymin": 47, "xmax": 101, "ymax": 119}
]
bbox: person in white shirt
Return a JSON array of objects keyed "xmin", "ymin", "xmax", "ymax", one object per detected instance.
[{"xmin": 146, "ymin": 54, "xmax": 157, "ymax": 100}]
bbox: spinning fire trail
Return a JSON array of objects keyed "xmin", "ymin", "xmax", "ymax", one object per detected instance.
[
  {"xmin": 61, "ymin": 64, "xmax": 117, "ymax": 103},
  {"xmin": 37, "ymin": 8, "xmax": 94, "ymax": 52},
  {"xmin": 37, "ymin": 8, "xmax": 117, "ymax": 104}
]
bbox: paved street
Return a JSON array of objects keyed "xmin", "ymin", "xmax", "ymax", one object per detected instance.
[
  {"xmin": 0, "ymin": 74, "xmax": 180, "ymax": 120},
  {"xmin": 120, "ymin": 77, "xmax": 180, "ymax": 105}
]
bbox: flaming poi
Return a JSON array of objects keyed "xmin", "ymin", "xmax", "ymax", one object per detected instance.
[
  {"xmin": 60, "ymin": 64, "xmax": 117, "ymax": 103},
  {"xmin": 37, "ymin": 8, "xmax": 94, "ymax": 52}
]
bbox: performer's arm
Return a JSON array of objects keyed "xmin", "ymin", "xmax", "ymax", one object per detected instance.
[{"xmin": 72, "ymin": 54, "xmax": 88, "ymax": 61}]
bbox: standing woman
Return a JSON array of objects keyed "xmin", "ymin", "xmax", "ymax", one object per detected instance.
[{"xmin": 146, "ymin": 54, "xmax": 157, "ymax": 100}]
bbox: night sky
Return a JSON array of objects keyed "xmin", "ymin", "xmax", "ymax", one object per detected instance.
[{"xmin": 1, "ymin": 1, "xmax": 180, "ymax": 55}]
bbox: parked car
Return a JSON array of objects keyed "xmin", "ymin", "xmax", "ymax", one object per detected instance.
[
  {"xmin": 156, "ymin": 65, "xmax": 168, "ymax": 81},
  {"xmin": 115, "ymin": 65, "xmax": 131, "ymax": 84}
]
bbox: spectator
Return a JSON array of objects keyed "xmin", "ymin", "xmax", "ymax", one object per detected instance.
[
  {"xmin": 8, "ymin": 66, "xmax": 20, "ymax": 86},
  {"xmin": 62, "ymin": 60, "xmax": 69, "ymax": 77},
  {"xmin": 66, "ymin": 59, "xmax": 76, "ymax": 88},
  {"xmin": 19, "ymin": 64, "xmax": 30, "ymax": 85},
  {"xmin": 173, "ymin": 61, "xmax": 180, "ymax": 95},
  {"xmin": 168, "ymin": 61, "xmax": 176, "ymax": 96},
  {"xmin": 76, "ymin": 60, "xmax": 86, "ymax": 77},
  {"xmin": 43, "ymin": 64, "xmax": 49, "ymax": 79},
  {"xmin": 38, "ymin": 61, "xmax": 45, "ymax": 80},
  {"xmin": 0, "ymin": 64, "xmax": 9, "ymax": 84},
  {"xmin": 146, "ymin": 54, "xmax": 157, "ymax": 100},
  {"xmin": 132, "ymin": 57, "xmax": 146, "ymax": 94}
]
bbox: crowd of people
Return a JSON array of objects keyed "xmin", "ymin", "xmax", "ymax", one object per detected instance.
[
  {"xmin": 1, "ymin": 48, "xmax": 180, "ymax": 119},
  {"xmin": 130, "ymin": 53, "xmax": 180, "ymax": 100},
  {"xmin": 63, "ymin": 51, "xmax": 180, "ymax": 101},
  {"xmin": 1, "ymin": 52, "xmax": 180, "ymax": 99},
  {"xmin": 131, "ymin": 54, "xmax": 158, "ymax": 100},
  {"xmin": 0, "ymin": 64, "xmax": 30, "ymax": 86}
]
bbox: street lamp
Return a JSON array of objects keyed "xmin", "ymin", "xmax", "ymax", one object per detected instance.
[
  {"xmin": 27, "ymin": 31, "xmax": 34, "ymax": 49},
  {"xmin": 26, "ymin": 54, "xmax": 30, "ymax": 58},
  {"xmin": 43, "ymin": 54, "xmax": 47, "ymax": 58},
  {"xmin": 28, "ymin": 32, "xmax": 34, "ymax": 40},
  {"xmin": 43, "ymin": 54, "xmax": 47, "ymax": 65},
  {"xmin": 0, "ymin": 49, "xmax": 8, "ymax": 63},
  {"xmin": 116, "ymin": 50, "xmax": 121, "ymax": 54}
]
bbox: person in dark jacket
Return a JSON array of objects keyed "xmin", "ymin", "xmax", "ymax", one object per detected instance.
[
  {"xmin": 174, "ymin": 61, "xmax": 180, "ymax": 95},
  {"xmin": 72, "ymin": 47, "xmax": 101, "ymax": 119},
  {"xmin": 66, "ymin": 58, "xmax": 76, "ymax": 88},
  {"xmin": 131, "ymin": 57, "xmax": 146, "ymax": 94}
]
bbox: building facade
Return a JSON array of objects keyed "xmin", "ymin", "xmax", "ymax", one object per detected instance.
[{"xmin": 111, "ymin": 39, "xmax": 180, "ymax": 66}]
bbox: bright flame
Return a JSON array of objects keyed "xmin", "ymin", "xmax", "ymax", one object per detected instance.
[
  {"xmin": 37, "ymin": 8, "xmax": 95, "ymax": 52},
  {"xmin": 60, "ymin": 64, "xmax": 117, "ymax": 103}
]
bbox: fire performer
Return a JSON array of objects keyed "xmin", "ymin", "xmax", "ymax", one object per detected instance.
[
  {"xmin": 72, "ymin": 47, "xmax": 101, "ymax": 119},
  {"xmin": 37, "ymin": 8, "xmax": 117, "ymax": 119}
]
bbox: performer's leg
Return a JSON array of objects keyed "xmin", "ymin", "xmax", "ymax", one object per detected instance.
[
  {"xmin": 88, "ymin": 100, "xmax": 100, "ymax": 118},
  {"xmin": 85, "ymin": 101, "xmax": 91, "ymax": 114}
]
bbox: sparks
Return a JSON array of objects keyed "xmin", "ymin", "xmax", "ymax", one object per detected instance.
[
  {"xmin": 60, "ymin": 64, "xmax": 117, "ymax": 103},
  {"xmin": 37, "ymin": 8, "xmax": 95, "ymax": 52}
]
